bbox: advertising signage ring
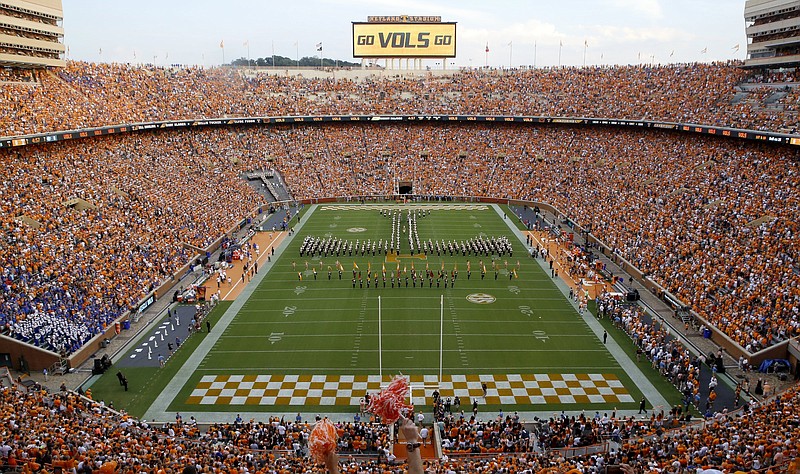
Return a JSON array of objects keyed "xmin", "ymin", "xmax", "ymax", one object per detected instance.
[{"xmin": 352, "ymin": 22, "xmax": 456, "ymax": 58}]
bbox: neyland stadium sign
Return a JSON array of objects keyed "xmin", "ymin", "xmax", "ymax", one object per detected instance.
[
  {"xmin": 367, "ymin": 15, "xmax": 441, "ymax": 23},
  {"xmin": 352, "ymin": 22, "xmax": 456, "ymax": 58}
]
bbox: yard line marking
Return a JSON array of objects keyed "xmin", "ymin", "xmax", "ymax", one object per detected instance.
[
  {"xmin": 319, "ymin": 204, "xmax": 489, "ymax": 211},
  {"xmin": 247, "ymin": 280, "xmax": 553, "ymax": 287},
  {"xmin": 150, "ymin": 203, "xmax": 648, "ymax": 419},
  {"xmin": 350, "ymin": 292, "xmax": 369, "ymax": 367},
  {"xmin": 217, "ymin": 333, "xmax": 599, "ymax": 338},
  {"xmin": 228, "ymin": 319, "xmax": 589, "ymax": 325},
  {"xmin": 194, "ymin": 366, "xmax": 625, "ymax": 371},
  {"xmin": 241, "ymin": 297, "xmax": 570, "ymax": 303},
  {"xmin": 210, "ymin": 348, "xmax": 609, "ymax": 353}
]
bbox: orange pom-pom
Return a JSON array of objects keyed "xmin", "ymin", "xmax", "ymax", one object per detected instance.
[
  {"xmin": 308, "ymin": 418, "xmax": 337, "ymax": 463},
  {"xmin": 368, "ymin": 375, "xmax": 413, "ymax": 424},
  {"xmin": 99, "ymin": 461, "xmax": 118, "ymax": 474}
]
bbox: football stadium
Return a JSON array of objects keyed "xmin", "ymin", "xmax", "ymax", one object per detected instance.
[{"xmin": 1, "ymin": 0, "xmax": 799, "ymax": 472}]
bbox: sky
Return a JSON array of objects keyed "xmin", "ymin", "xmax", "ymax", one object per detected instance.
[{"xmin": 63, "ymin": 0, "xmax": 748, "ymax": 68}]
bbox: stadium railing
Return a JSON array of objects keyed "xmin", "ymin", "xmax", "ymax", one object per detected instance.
[
  {"xmin": 2, "ymin": 114, "xmax": 798, "ymax": 147},
  {"xmin": 544, "ymin": 441, "xmax": 611, "ymax": 460}
]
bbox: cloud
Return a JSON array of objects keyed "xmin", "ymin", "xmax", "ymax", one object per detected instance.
[
  {"xmin": 461, "ymin": 18, "xmax": 566, "ymax": 46},
  {"xmin": 587, "ymin": 25, "xmax": 691, "ymax": 44},
  {"xmin": 460, "ymin": 18, "xmax": 687, "ymax": 49},
  {"xmin": 605, "ymin": 0, "xmax": 663, "ymax": 19}
]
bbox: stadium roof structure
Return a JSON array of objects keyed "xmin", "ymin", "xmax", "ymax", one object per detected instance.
[
  {"xmin": 0, "ymin": 0, "xmax": 65, "ymax": 68},
  {"xmin": 744, "ymin": 0, "xmax": 800, "ymax": 68}
]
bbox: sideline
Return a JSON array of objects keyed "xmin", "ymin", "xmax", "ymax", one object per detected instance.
[
  {"xmin": 200, "ymin": 231, "xmax": 289, "ymax": 301},
  {"xmin": 493, "ymin": 204, "xmax": 670, "ymax": 411},
  {"xmin": 143, "ymin": 206, "xmax": 315, "ymax": 422}
]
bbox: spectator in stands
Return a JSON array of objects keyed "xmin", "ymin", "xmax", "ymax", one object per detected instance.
[{"xmin": 0, "ymin": 61, "xmax": 798, "ymax": 364}]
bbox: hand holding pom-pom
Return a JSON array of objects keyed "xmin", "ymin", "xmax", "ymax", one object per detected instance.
[
  {"xmin": 368, "ymin": 375, "xmax": 413, "ymax": 424},
  {"xmin": 308, "ymin": 418, "xmax": 337, "ymax": 464}
]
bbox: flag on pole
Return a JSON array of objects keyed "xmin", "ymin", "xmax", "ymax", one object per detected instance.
[
  {"xmin": 294, "ymin": 41, "xmax": 298, "ymax": 47},
  {"xmin": 669, "ymin": 50, "xmax": 674, "ymax": 57},
  {"xmin": 220, "ymin": 40, "xmax": 224, "ymax": 49},
  {"xmin": 132, "ymin": 50, "xmax": 136, "ymax": 59},
  {"xmin": 243, "ymin": 40, "xmax": 249, "ymax": 47},
  {"xmin": 485, "ymin": 43, "xmax": 489, "ymax": 53},
  {"xmin": 316, "ymin": 42, "xmax": 323, "ymax": 51},
  {"xmin": 584, "ymin": 40, "xmax": 588, "ymax": 47},
  {"xmin": 508, "ymin": 41, "xmax": 512, "ymax": 47},
  {"xmin": 353, "ymin": 261, "xmax": 359, "ymax": 270},
  {"xmin": 700, "ymin": 47, "xmax": 707, "ymax": 54},
  {"xmin": 732, "ymin": 44, "xmax": 740, "ymax": 52},
  {"xmin": 382, "ymin": 262, "xmax": 386, "ymax": 273},
  {"xmin": 559, "ymin": 40, "xmax": 563, "ymax": 47},
  {"xmin": 99, "ymin": 48, "xmax": 102, "ymax": 55}
]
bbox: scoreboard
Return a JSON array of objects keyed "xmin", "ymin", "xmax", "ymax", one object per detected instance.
[{"xmin": 352, "ymin": 22, "xmax": 456, "ymax": 58}]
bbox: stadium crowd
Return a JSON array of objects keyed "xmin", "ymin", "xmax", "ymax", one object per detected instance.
[
  {"xmin": 0, "ymin": 376, "xmax": 799, "ymax": 473},
  {"xmin": 0, "ymin": 60, "xmax": 798, "ymax": 137},
  {"xmin": 597, "ymin": 293, "xmax": 708, "ymax": 412},
  {"xmin": 203, "ymin": 416, "xmax": 391, "ymax": 457},
  {"xmin": 0, "ymin": 130, "xmax": 264, "ymax": 353},
  {"xmin": 1, "ymin": 121, "xmax": 798, "ymax": 356},
  {"xmin": 0, "ymin": 60, "xmax": 797, "ymax": 354},
  {"xmin": 437, "ymin": 411, "xmax": 535, "ymax": 455},
  {"xmin": 0, "ymin": 38, "xmax": 799, "ymax": 474}
]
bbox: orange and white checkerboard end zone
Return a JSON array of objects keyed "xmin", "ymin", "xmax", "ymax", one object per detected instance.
[{"xmin": 186, "ymin": 373, "xmax": 633, "ymax": 406}]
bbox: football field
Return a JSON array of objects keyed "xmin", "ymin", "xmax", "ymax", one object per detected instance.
[{"xmin": 147, "ymin": 203, "xmax": 661, "ymax": 419}]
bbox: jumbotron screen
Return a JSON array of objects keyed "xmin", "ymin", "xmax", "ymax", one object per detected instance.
[{"xmin": 352, "ymin": 22, "xmax": 457, "ymax": 58}]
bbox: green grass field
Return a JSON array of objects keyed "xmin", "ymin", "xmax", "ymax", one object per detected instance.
[{"xmin": 140, "ymin": 203, "xmax": 651, "ymax": 415}]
